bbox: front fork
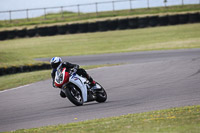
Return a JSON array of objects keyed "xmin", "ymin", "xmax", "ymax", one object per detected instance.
[
  {"xmin": 62, "ymin": 81, "xmax": 96, "ymax": 102},
  {"xmin": 61, "ymin": 83, "xmax": 69, "ymax": 97},
  {"xmin": 85, "ymin": 82, "xmax": 97, "ymax": 102}
]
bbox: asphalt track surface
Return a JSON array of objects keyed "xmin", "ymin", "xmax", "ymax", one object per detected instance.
[{"xmin": 1, "ymin": 49, "xmax": 200, "ymax": 132}]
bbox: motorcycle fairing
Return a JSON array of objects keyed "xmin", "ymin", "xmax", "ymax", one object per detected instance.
[
  {"xmin": 55, "ymin": 68, "xmax": 70, "ymax": 88},
  {"xmin": 69, "ymin": 73, "xmax": 88, "ymax": 102}
]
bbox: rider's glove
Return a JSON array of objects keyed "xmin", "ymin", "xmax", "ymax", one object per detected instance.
[
  {"xmin": 72, "ymin": 66, "xmax": 79, "ymax": 73},
  {"xmin": 73, "ymin": 68, "xmax": 77, "ymax": 73},
  {"xmin": 74, "ymin": 65, "xmax": 79, "ymax": 71}
]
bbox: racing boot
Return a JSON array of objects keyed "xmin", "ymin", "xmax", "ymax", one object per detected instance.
[
  {"xmin": 86, "ymin": 74, "xmax": 100, "ymax": 90},
  {"xmin": 60, "ymin": 90, "xmax": 66, "ymax": 98},
  {"xmin": 90, "ymin": 81, "xmax": 97, "ymax": 89},
  {"xmin": 87, "ymin": 76, "xmax": 96, "ymax": 89}
]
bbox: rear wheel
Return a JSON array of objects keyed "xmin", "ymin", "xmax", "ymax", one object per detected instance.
[
  {"xmin": 95, "ymin": 83, "xmax": 107, "ymax": 103},
  {"xmin": 65, "ymin": 84, "xmax": 83, "ymax": 106}
]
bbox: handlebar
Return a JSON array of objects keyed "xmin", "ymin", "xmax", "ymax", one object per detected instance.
[{"xmin": 69, "ymin": 68, "xmax": 77, "ymax": 75}]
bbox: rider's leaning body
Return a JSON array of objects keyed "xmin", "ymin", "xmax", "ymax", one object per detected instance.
[{"xmin": 50, "ymin": 57, "xmax": 96, "ymax": 98}]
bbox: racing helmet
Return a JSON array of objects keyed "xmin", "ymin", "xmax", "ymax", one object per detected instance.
[{"xmin": 50, "ymin": 57, "xmax": 62, "ymax": 69}]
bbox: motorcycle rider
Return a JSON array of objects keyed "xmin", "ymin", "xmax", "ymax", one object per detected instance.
[{"xmin": 50, "ymin": 57, "xmax": 96, "ymax": 98}]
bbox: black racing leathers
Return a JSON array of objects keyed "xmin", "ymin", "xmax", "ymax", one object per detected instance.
[
  {"xmin": 51, "ymin": 62, "xmax": 94, "ymax": 87},
  {"xmin": 51, "ymin": 61, "xmax": 79, "ymax": 80}
]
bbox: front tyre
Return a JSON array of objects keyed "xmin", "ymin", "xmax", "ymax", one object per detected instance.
[
  {"xmin": 95, "ymin": 83, "xmax": 107, "ymax": 103},
  {"xmin": 65, "ymin": 84, "xmax": 83, "ymax": 106}
]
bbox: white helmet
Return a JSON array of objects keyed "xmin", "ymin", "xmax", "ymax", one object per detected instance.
[{"xmin": 50, "ymin": 57, "xmax": 62, "ymax": 69}]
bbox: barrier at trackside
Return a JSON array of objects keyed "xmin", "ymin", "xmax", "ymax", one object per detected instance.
[
  {"xmin": 108, "ymin": 19, "xmax": 118, "ymax": 30},
  {"xmin": 0, "ymin": 63, "xmax": 51, "ymax": 76},
  {"xmin": 88, "ymin": 22, "xmax": 98, "ymax": 32},
  {"xmin": 0, "ymin": 12, "xmax": 200, "ymax": 76},
  {"xmin": 1, "ymin": 12, "xmax": 199, "ymax": 41}
]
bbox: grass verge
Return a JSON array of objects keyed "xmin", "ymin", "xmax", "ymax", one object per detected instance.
[
  {"xmin": 5, "ymin": 105, "xmax": 200, "ymax": 133},
  {"xmin": 0, "ymin": 64, "xmax": 119, "ymax": 91},
  {"xmin": 0, "ymin": 23, "xmax": 200, "ymax": 68}
]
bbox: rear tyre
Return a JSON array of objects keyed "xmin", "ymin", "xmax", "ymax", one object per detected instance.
[
  {"xmin": 65, "ymin": 84, "xmax": 83, "ymax": 106},
  {"xmin": 95, "ymin": 83, "xmax": 107, "ymax": 103}
]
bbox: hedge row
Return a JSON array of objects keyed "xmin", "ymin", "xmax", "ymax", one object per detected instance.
[
  {"xmin": 0, "ymin": 12, "xmax": 200, "ymax": 41},
  {"xmin": 0, "ymin": 63, "xmax": 51, "ymax": 76}
]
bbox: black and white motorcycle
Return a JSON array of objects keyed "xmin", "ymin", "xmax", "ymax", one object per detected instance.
[{"xmin": 54, "ymin": 64, "xmax": 107, "ymax": 106}]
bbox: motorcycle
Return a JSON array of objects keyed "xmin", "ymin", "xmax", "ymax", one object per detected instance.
[{"xmin": 54, "ymin": 64, "xmax": 107, "ymax": 106}]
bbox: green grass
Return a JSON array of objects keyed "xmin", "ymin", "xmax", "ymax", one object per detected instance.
[
  {"xmin": 0, "ymin": 23, "xmax": 200, "ymax": 90},
  {"xmin": 0, "ymin": 64, "xmax": 120, "ymax": 91},
  {"xmin": 0, "ymin": 23, "xmax": 200, "ymax": 68},
  {"xmin": 0, "ymin": 4, "xmax": 200, "ymax": 29},
  {"xmin": 5, "ymin": 105, "xmax": 200, "ymax": 133},
  {"xmin": 0, "ymin": 70, "xmax": 51, "ymax": 91}
]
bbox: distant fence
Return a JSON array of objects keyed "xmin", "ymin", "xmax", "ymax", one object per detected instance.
[
  {"xmin": 0, "ymin": 11, "xmax": 200, "ymax": 75},
  {"xmin": 0, "ymin": 0, "xmax": 200, "ymax": 21},
  {"xmin": 0, "ymin": 12, "xmax": 200, "ymax": 41}
]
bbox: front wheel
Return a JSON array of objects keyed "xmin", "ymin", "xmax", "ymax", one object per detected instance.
[
  {"xmin": 95, "ymin": 83, "xmax": 107, "ymax": 103},
  {"xmin": 65, "ymin": 84, "xmax": 83, "ymax": 106}
]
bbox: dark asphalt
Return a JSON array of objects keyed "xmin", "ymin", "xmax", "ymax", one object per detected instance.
[
  {"xmin": 36, "ymin": 48, "xmax": 200, "ymax": 65},
  {"xmin": 0, "ymin": 49, "xmax": 200, "ymax": 132}
]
